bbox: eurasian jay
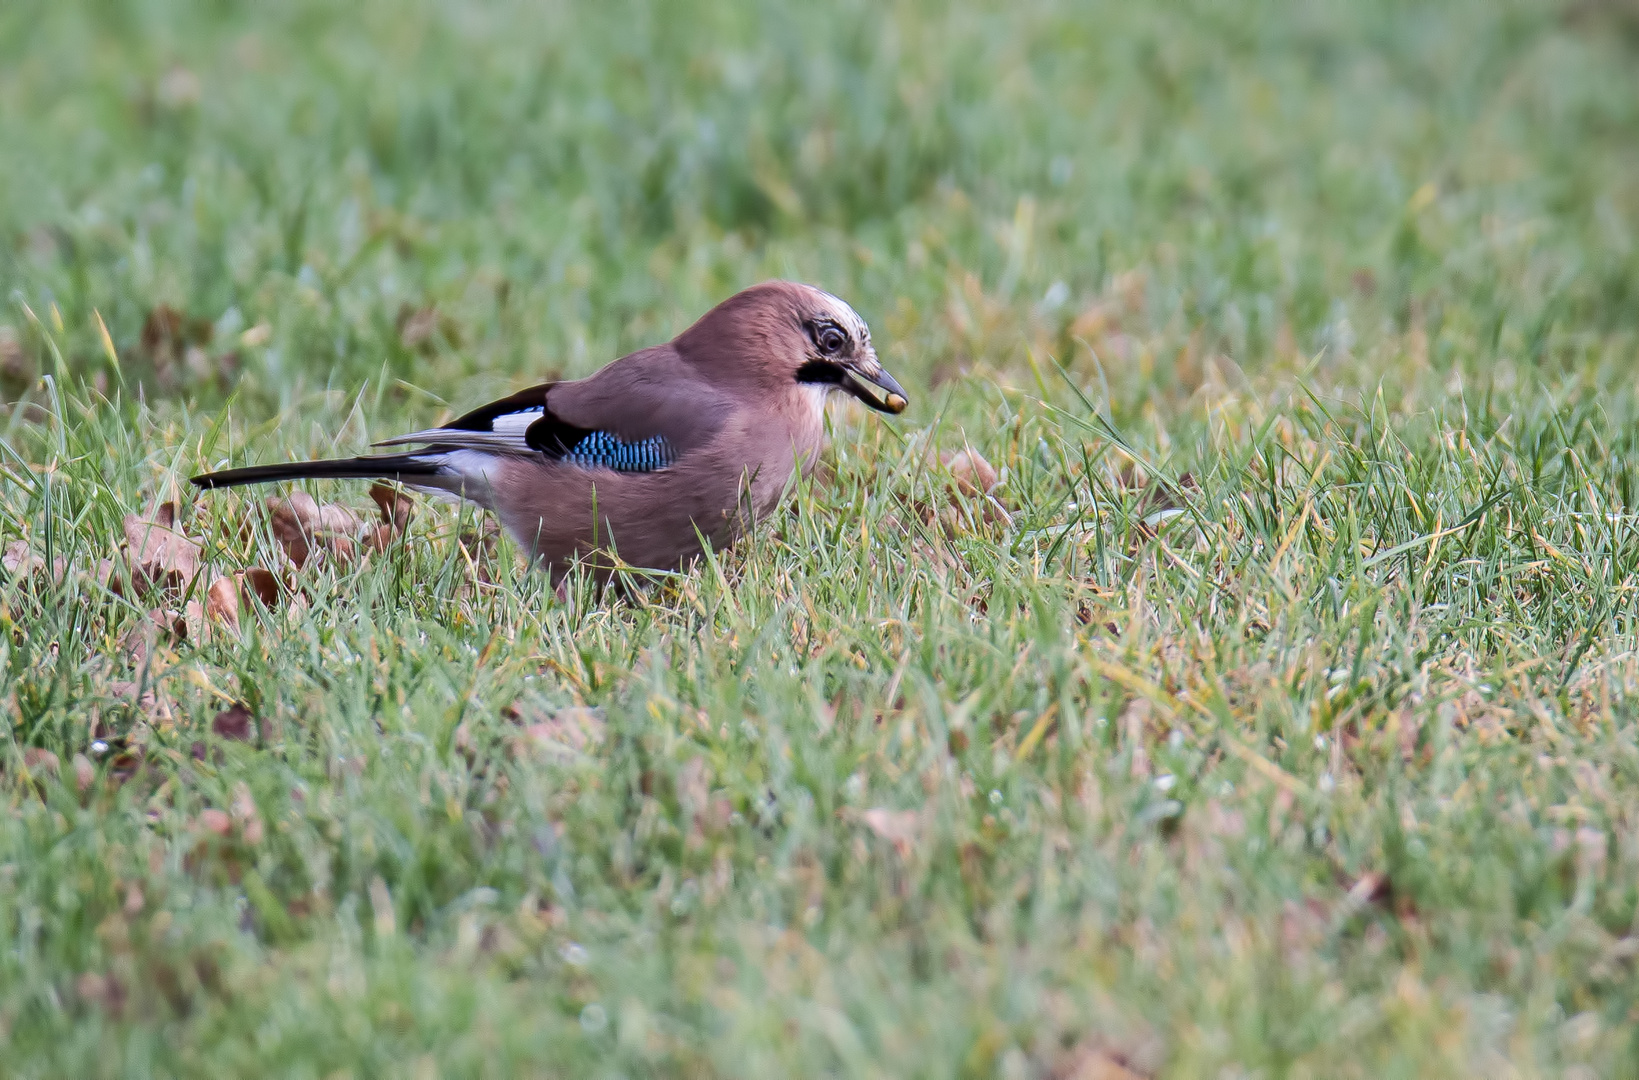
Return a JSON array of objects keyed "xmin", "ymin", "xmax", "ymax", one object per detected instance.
[{"xmin": 192, "ymin": 281, "xmax": 908, "ymax": 581}]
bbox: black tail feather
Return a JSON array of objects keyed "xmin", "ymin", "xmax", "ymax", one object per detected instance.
[{"xmin": 190, "ymin": 453, "xmax": 441, "ymax": 490}]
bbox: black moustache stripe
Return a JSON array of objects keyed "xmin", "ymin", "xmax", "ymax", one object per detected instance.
[{"xmin": 795, "ymin": 359, "xmax": 847, "ymax": 385}]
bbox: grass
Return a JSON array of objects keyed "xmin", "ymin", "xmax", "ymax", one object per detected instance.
[{"xmin": 3, "ymin": 0, "xmax": 1639, "ymax": 1075}]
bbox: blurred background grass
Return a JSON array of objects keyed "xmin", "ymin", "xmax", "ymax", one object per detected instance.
[
  {"xmin": 4, "ymin": 1, "xmax": 1639, "ymax": 1076},
  {"xmin": 5, "ymin": 0, "xmax": 1635, "ymax": 419}
]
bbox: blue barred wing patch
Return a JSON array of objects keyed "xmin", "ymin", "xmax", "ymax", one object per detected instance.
[{"xmin": 562, "ymin": 431, "xmax": 676, "ymax": 472}]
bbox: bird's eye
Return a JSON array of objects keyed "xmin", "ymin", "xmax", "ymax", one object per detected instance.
[{"xmin": 817, "ymin": 326, "xmax": 848, "ymax": 355}]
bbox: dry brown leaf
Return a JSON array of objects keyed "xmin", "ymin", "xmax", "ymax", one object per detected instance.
[
  {"xmin": 398, "ymin": 306, "xmax": 440, "ymax": 348},
  {"xmin": 0, "ymin": 323, "xmax": 27, "ymax": 386},
  {"xmin": 75, "ymin": 971, "xmax": 127, "ymax": 1017},
  {"xmin": 1114, "ymin": 466, "xmax": 1198, "ymax": 533},
  {"xmin": 1122, "ymin": 697, "xmax": 1152, "ymax": 779},
  {"xmin": 268, "ymin": 493, "xmax": 378, "ymax": 567},
  {"xmin": 1053, "ymin": 1046, "xmax": 1151, "ymax": 1080},
  {"xmin": 206, "ymin": 576, "xmax": 239, "ymax": 628},
  {"xmin": 72, "ymin": 753, "xmax": 95, "ymax": 793},
  {"xmin": 369, "ymin": 482, "xmax": 414, "ymax": 530},
  {"xmin": 909, "ymin": 446, "xmax": 1012, "ymax": 535},
  {"xmin": 197, "ymin": 808, "xmax": 232, "ymax": 836},
  {"xmin": 328, "ymin": 535, "xmax": 360, "ymax": 565},
  {"xmin": 460, "ymin": 520, "xmax": 503, "ymax": 583},
  {"xmin": 231, "ymin": 781, "xmax": 264, "ymax": 845},
  {"xmin": 3, "ymin": 538, "xmax": 40, "ymax": 576},
  {"xmin": 942, "ymin": 449, "xmax": 999, "ymax": 497},
  {"xmin": 4, "ymin": 538, "xmax": 68, "ymax": 583},
  {"xmin": 96, "ymin": 559, "xmax": 125, "ymax": 596},
  {"xmin": 241, "ymin": 567, "xmax": 280, "ymax": 607},
  {"xmin": 861, "ymin": 807, "xmax": 924, "ymax": 857},
  {"xmin": 23, "ymin": 747, "xmax": 59, "ymax": 776},
  {"xmin": 513, "ymin": 705, "xmax": 606, "ymax": 762},
  {"xmin": 267, "ymin": 492, "xmax": 319, "ymax": 567},
  {"xmin": 363, "ymin": 524, "xmax": 398, "ymax": 554},
  {"xmin": 124, "ymin": 502, "xmax": 201, "ymax": 595},
  {"xmin": 109, "ymin": 680, "xmax": 176, "ymax": 729},
  {"xmin": 139, "ymin": 305, "xmax": 213, "ymax": 387},
  {"xmin": 157, "ymin": 65, "xmax": 201, "ymax": 108},
  {"xmin": 211, "ymin": 703, "xmax": 255, "ymax": 742},
  {"xmin": 180, "ymin": 599, "xmax": 206, "ymax": 641},
  {"xmin": 317, "ymin": 503, "xmax": 361, "ymax": 534}
]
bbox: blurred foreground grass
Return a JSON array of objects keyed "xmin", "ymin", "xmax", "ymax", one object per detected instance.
[{"xmin": 2, "ymin": 0, "xmax": 1639, "ymax": 1075}]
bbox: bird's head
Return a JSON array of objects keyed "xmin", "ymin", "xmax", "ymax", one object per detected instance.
[{"xmin": 679, "ymin": 281, "xmax": 909, "ymax": 415}]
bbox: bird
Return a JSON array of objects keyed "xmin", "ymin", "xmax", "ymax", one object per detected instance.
[{"xmin": 191, "ymin": 281, "xmax": 908, "ymax": 582}]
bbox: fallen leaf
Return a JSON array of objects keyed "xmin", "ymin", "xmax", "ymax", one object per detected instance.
[
  {"xmin": 369, "ymin": 482, "xmax": 414, "ymax": 530},
  {"xmin": 106, "ymin": 750, "xmax": 144, "ymax": 786},
  {"xmin": 267, "ymin": 493, "xmax": 374, "ymax": 567},
  {"xmin": 942, "ymin": 448, "xmax": 999, "ymax": 496},
  {"xmin": 241, "ymin": 567, "xmax": 280, "ymax": 607},
  {"xmin": 317, "ymin": 503, "xmax": 361, "ymax": 535},
  {"xmin": 1122, "ymin": 697, "xmax": 1152, "ymax": 779},
  {"xmin": 214, "ymin": 350, "xmax": 242, "ymax": 383},
  {"xmin": 460, "ymin": 520, "xmax": 502, "ymax": 583},
  {"xmin": 513, "ymin": 705, "xmax": 606, "ymax": 762},
  {"xmin": 231, "ymin": 781, "xmax": 263, "ymax": 845},
  {"xmin": 0, "ymin": 323, "xmax": 27, "ymax": 386},
  {"xmin": 3, "ymin": 538, "xmax": 40, "ymax": 576},
  {"xmin": 180, "ymin": 599, "xmax": 206, "ymax": 642},
  {"xmin": 363, "ymin": 524, "xmax": 398, "ymax": 554},
  {"xmin": 156, "ymin": 65, "xmax": 201, "ymax": 108},
  {"xmin": 912, "ymin": 445, "xmax": 1012, "ymax": 534},
  {"xmin": 139, "ymin": 305, "xmax": 212, "ymax": 376},
  {"xmin": 23, "ymin": 747, "xmax": 59, "ymax": 776},
  {"xmin": 1114, "ymin": 466, "xmax": 1198, "ymax": 537},
  {"xmin": 398, "ymin": 306, "xmax": 440, "ymax": 349},
  {"xmin": 1053, "ymin": 1046, "xmax": 1151, "ymax": 1080},
  {"xmin": 3, "ymin": 537, "xmax": 66, "ymax": 582},
  {"xmin": 124, "ymin": 502, "xmax": 201, "ymax": 595},
  {"xmin": 861, "ymin": 806, "xmax": 924, "ymax": 857},
  {"xmin": 205, "ymin": 576, "xmax": 239, "ymax": 629},
  {"xmin": 267, "ymin": 492, "xmax": 319, "ymax": 568},
  {"xmin": 72, "ymin": 753, "xmax": 95, "ymax": 793},
  {"xmin": 109, "ymin": 680, "xmax": 176, "ymax": 729},
  {"xmin": 75, "ymin": 972, "xmax": 127, "ymax": 1017},
  {"xmin": 211, "ymin": 703, "xmax": 255, "ymax": 742},
  {"xmin": 96, "ymin": 558, "xmax": 125, "ymax": 596},
  {"xmin": 140, "ymin": 607, "xmax": 188, "ymax": 642}
]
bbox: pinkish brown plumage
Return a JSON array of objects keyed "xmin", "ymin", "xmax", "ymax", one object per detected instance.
[{"xmin": 192, "ymin": 281, "xmax": 908, "ymax": 582}]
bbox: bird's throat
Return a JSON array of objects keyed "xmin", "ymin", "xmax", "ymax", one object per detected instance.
[{"xmin": 798, "ymin": 382, "xmax": 832, "ymax": 425}]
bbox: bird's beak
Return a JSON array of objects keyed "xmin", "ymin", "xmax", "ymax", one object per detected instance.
[{"xmin": 841, "ymin": 358, "xmax": 909, "ymax": 414}]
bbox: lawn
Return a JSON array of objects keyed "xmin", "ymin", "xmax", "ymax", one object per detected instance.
[{"xmin": 3, "ymin": 0, "xmax": 1639, "ymax": 1075}]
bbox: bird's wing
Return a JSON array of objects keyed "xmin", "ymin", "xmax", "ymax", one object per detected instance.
[
  {"xmin": 374, "ymin": 384, "xmax": 556, "ymax": 455},
  {"xmin": 375, "ymin": 344, "xmax": 731, "ymax": 473}
]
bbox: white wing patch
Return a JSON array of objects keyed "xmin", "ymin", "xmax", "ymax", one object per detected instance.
[
  {"xmin": 374, "ymin": 405, "xmax": 545, "ymax": 455},
  {"xmin": 490, "ymin": 407, "xmax": 543, "ymax": 437}
]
